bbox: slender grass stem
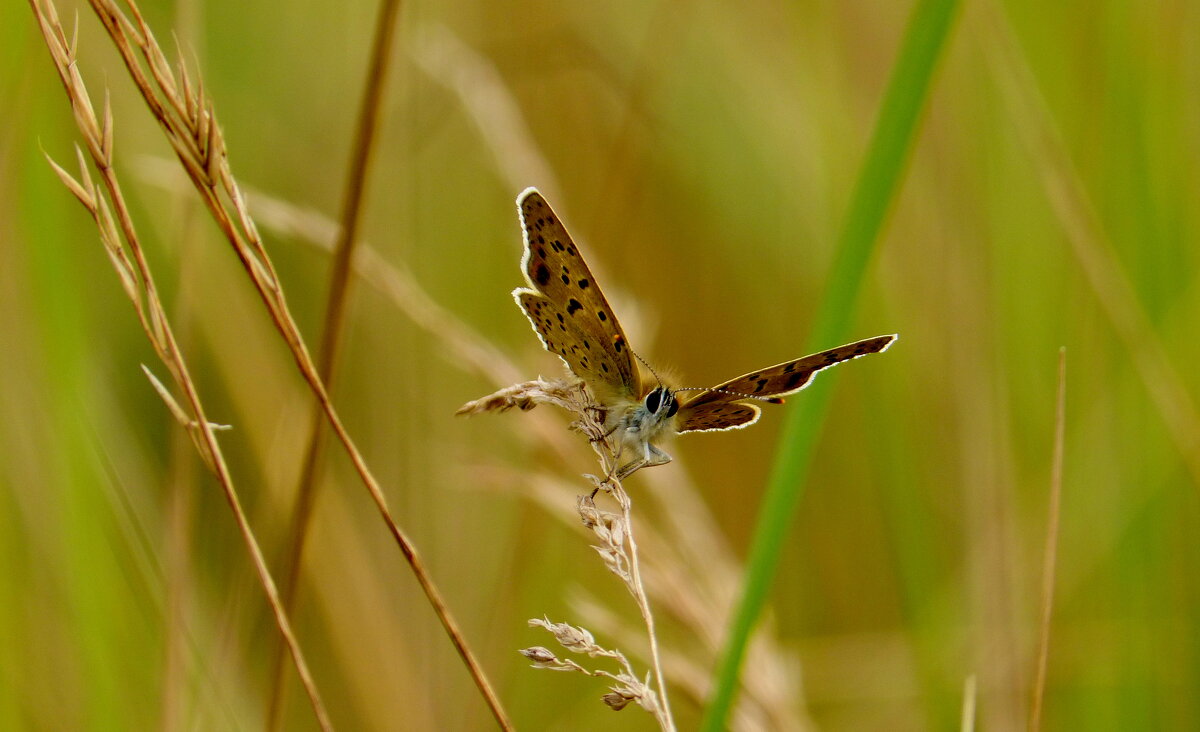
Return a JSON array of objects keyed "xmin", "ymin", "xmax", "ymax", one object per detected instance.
[
  {"xmin": 1029, "ymin": 349, "xmax": 1067, "ymax": 730},
  {"xmin": 267, "ymin": 0, "xmax": 413, "ymax": 728}
]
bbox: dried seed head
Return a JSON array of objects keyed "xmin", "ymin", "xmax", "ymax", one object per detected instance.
[
  {"xmin": 593, "ymin": 545, "xmax": 620, "ymax": 566},
  {"xmin": 529, "ymin": 616, "xmax": 598, "ymax": 655},
  {"xmin": 578, "ymin": 496, "xmax": 624, "ymax": 547},
  {"xmin": 456, "ymin": 377, "xmax": 582, "ymax": 415},
  {"xmin": 579, "ymin": 509, "xmax": 598, "ymax": 531},
  {"xmin": 601, "ymin": 687, "xmax": 639, "ymax": 711},
  {"xmin": 577, "ymin": 494, "xmax": 598, "ymax": 523},
  {"xmin": 518, "ymin": 646, "xmax": 558, "ymax": 664},
  {"xmin": 605, "ymin": 515, "xmax": 626, "ymax": 547}
]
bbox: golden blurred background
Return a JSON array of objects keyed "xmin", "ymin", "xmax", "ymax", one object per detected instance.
[{"xmin": 2, "ymin": 0, "xmax": 1197, "ymax": 729}]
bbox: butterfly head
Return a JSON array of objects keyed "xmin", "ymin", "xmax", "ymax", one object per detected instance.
[
  {"xmin": 643, "ymin": 386, "xmax": 679, "ymax": 420},
  {"xmin": 621, "ymin": 346, "xmax": 680, "ymax": 436},
  {"xmin": 618, "ymin": 385, "xmax": 681, "ymax": 450}
]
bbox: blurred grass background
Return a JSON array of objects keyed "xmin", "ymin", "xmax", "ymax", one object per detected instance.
[{"xmin": 3, "ymin": 0, "xmax": 1198, "ymax": 729}]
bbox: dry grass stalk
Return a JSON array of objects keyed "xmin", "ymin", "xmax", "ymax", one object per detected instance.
[
  {"xmin": 267, "ymin": 0, "xmax": 403, "ymax": 727},
  {"xmin": 27, "ymin": 1, "xmax": 332, "ymax": 729},
  {"xmin": 566, "ymin": 470, "xmax": 809, "ymax": 730},
  {"xmin": 464, "ymin": 381, "xmax": 676, "ymax": 730},
  {"xmin": 37, "ymin": 0, "xmax": 511, "ymax": 726}
]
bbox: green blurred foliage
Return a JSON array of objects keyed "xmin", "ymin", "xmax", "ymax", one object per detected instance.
[{"xmin": 1, "ymin": 0, "xmax": 1197, "ymax": 729}]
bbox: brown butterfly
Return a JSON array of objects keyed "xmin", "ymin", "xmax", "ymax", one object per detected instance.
[{"xmin": 512, "ymin": 188, "xmax": 896, "ymax": 479}]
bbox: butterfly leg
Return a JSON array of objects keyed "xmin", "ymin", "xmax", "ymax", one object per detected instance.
[{"xmin": 614, "ymin": 443, "xmax": 672, "ymax": 480}]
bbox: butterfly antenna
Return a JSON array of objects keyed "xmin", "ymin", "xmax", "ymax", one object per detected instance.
[
  {"xmin": 630, "ymin": 348, "xmax": 668, "ymax": 389},
  {"xmin": 629, "ymin": 348, "xmax": 783, "ymax": 404},
  {"xmin": 673, "ymin": 386, "xmax": 786, "ymax": 405}
]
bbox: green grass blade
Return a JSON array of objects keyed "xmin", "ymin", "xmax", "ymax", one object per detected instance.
[{"xmin": 700, "ymin": 0, "xmax": 961, "ymax": 727}]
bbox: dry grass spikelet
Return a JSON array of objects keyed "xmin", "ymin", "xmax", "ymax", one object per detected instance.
[
  {"xmin": 455, "ymin": 377, "xmax": 583, "ymax": 416},
  {"xmin": 521, "ymin": 617, "xmax": 663, "ymax": 716}
]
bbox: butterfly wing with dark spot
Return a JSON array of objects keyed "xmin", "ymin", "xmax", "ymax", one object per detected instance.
[
  {"xmin": 512, "ymin": 188, "xmax": 639, "ymax": 401},
  {"xmin": 676, "ymin": 402, "xmax": 762, "ymax": 433},
  {"xmin": 515, "ymin": 291, "xmax": 634, "ymax": 395},
  {"xmin": 679, "ymin": 334, "xmax": 898, "ymax": 415}
]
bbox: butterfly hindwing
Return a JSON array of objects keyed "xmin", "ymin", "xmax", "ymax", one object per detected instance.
[
  {"xmin": 513, "ymin": 188, "xmax": 639, "ymax": 400},
  {"xmin": 676, "ymin": 402, "xmax": 762, "ymax": 434},
  {"xmin": 678, "ymin": 335, "xmax": 897, "ymax": 425}
]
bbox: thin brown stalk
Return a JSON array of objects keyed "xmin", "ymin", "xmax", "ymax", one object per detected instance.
[
  {"xmin": 27, "ymin": 1, "xmax": 332, "ymax": 729},
  {"xmin": 267, "ymin": 0, "xmax": 407, "ymax": 728},
  {"xmin": 612, "ymin": 484, "xmax": 675, "ymax": 729},
  {"xmin": 77, "ymin": 0, "xmax": 510, "ymax": 726},
  {"xmin": 1029, "ymin": 349, "xmax": 1066, "ymax": 730},
  {"xmin": 577, "ymin": 415, "xmax": 676, "ymax": 729}
]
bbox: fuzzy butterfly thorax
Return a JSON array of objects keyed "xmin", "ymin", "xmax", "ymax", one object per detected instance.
[{"xmin": 508, "ymin": 187, "xmax": 897, "ymax": 479}]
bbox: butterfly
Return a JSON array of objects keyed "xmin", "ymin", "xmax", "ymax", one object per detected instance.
[{"xmin": 512, "ymin": 187, "xmax": 896, "ymax": 479}]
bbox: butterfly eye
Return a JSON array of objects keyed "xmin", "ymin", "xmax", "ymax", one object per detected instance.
[
  {"xmin": 645, "ymin": 389, "xmax": 662, "ymax": 414},
  {"xmin": 644, "ymin": 388, "xmax": 678, "ymax": 418}
]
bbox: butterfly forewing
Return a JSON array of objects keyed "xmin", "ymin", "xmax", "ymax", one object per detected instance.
[
  {"xmin": 679, "ymin": 334, "xmax": 897, "ymax": 416},
  {"xmin": 516, "ymin": 292, "xmax": 637, "ymax": 394},
  {"xmin": 513, "ymin": 189, "xmax": 639, "ymax": 400}
]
